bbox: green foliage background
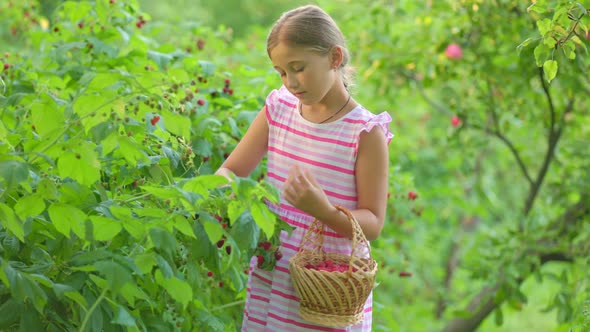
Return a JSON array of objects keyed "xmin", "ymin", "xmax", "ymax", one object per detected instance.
[{"xmin": 0, "ymin": 0, "xmax": 589, "ymax": 331}]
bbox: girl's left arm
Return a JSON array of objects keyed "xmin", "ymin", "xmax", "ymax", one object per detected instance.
[
  {"xmin": 320, "ymin": 127, "xmax": 389, "ymax": 241},
  {"xmin": 284, "ymin": 127, "xmax": 389, "ymax": 241}
]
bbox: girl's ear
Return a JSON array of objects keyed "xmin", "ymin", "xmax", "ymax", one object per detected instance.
[{"xmin": 330, "ymin": 46, "xmax": 344, "ymax": 69}]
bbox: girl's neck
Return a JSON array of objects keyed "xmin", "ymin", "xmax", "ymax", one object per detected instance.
[
  {"xmin": 299, "ymin": 86, "xmax": 357, "ymax": 124},
  {"xmin": 302, "ymin": 84, "xmax": 354, "ymax": 115}
]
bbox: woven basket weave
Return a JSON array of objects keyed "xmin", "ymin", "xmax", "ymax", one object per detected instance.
[{"xmin": 289, "ymin": 206, "xmax": 377, "ymax": 328}]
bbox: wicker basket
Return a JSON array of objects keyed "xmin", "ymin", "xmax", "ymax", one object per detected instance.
[{"xmin": 289, "ymin": 206, "xmax": 377, "ymax": 328}]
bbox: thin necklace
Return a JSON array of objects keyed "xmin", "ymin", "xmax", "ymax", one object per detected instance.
[{"xmin": 299, "ymin": 94, "xmax": 351, "ymax": 124}]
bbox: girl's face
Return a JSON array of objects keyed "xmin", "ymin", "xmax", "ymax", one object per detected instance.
[{"xmin": 269, "ymin": 42, "xmax": 338, "ymax": 105}]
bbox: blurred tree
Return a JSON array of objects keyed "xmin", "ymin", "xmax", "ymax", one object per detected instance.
[{"xmin": 140, "ymin": 0, "xmax": 312, "ymax": 37}]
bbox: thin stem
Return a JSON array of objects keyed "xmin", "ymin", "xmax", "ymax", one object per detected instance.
[
  {"xmin": 28, "ymin": 92, "xmax": 139, "ymax": 164},
  {"xmin": 402, "ymin": 72, "xmax": 453, "ymax": 115},
  {"xmin": 210, "ymin": 299, "xmax": 246, "ymax": 312},
  {"xmin": 120, "ymin": 193, "xmax": 152, "ymax": 204},
  {"xmin": 79, "ymin": 287, "xmax": 108, "ymax": 332},
  {"xmin": 469, "ymin": 124, "xmax": 534, "ymax": 186},
  {"xmin": 539, "ymin": 67, "xmax": 556, "ymax": 137},
  {"xmin": 485, "ymin": 79, "xmax": 500, "ymax": 130}
]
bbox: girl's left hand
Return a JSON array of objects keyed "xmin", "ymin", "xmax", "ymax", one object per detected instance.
[{"xmin": 283, "ymin": 164, "xmax": 333, "ymax": 218}]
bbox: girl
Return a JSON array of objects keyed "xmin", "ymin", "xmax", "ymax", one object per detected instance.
[{"xmin": 215, "ymin": 5, "xmax": 393, "ymax": 331}]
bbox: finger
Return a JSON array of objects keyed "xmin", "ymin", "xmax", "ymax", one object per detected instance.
[
  {"xmin": 303, "ymin": 168, "xmax": 320, "ymax": 187},
  {"xmin": 294, "ymin": 164, "xmax": 311, "ymax": 187},
  {"xmin": 284, "ymin": 166, "xmax": 295, "ymax": 191},
  {"xmin": 291, "ymin": 164, "xmax": 303, "ymax": 182},
  {"xmin": 287, "ymin": 164, "xmax": 298, "ymax": 184}
]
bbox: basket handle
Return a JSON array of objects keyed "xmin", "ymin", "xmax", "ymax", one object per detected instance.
[
  {"xmin": 298, "ymin": 205, "xmax": 372, "ymax": 267},
  {"xmin": 333, "ymin": 206, "xmax": 372, "ymax": 265}
]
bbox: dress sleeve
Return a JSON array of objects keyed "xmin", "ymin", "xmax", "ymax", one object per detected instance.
[
  {"xmin": 264, "ymin": 87, "xmax": 281, "ymax": 123},
  {"xmin": 360, "ymin": 111, "xmax": 394, "ymax": 145}
]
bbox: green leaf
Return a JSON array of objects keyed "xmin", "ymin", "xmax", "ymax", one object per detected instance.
[
  {"xmin": 0, "ymin": 298, "xmax": 21, "ymax": 328},
  {"xmin": 28, "ymin": 280, "xmax": 49, "ymax": 312},
  {"xmin": 58, "ymin": 149, "xmax": 101, "ymax": 187},
  {"xmin": 89, "ymin": 216, "xmax": 123, "ymax": 241},
  {"xmin": 229, "ymin": 211, "xmax": 260, "ymax": 251},
  {"xmin": 94, "ymin": 260, "xmax": 133, "ymax": 293},
  {"xmin": 227, "ymin": 265, "xmax": 245, "ymax": 293},
  {"xmin": 196, "ymin": 309, "xmax": 225, "ymax": 332},
  {"xmin": 155, "ymin": 255, "xmax": 174, "ymax": 279},
  {"xmin": 543, "ymin": 60, "xmax": 558, "ymax": 82},
  {"xmin": 63, "ymin": 1, "xmax": 92, "ymax": 23},
  {"xmin": 5, "ymin": 267, "xmax": 47, "ymax": 312},
  {"xmin": 203, "ymin": 219, "xmax": 224, "ymax": 244},
  {"xmin": 20, "ymin": 307, "xmax": 44, "ymax": 332},
  {"xmin": 155, "ymin": 270, "xmax": 193, "ymax": 309},
  {"xmin": 47, "ymin": 204, "xmax": 87, "ymax": 239},
  {"xmin": 36, "ymin": 178, "xmax": 59, "ymax": 200},
  {"xmin": 174, "ymin": 215, "xmax": 196, "ymax": 238},
  {"xmin": 0, "ymin": 121, "xmax": 7, "ymax": 142},
  {"xmin": 100, "ymin": 132, "xmax": 119, "ymax": 156},
  {"xmin": 133, "ymin": 207, "xmax": 169, "ymax": 218},
  {"xmin": 0, "ymin": 204, "xmax": 24, "ymax": 242},
  {"xmin": 536, "ymin": 18, "xmax": 552, "ymax": 36},
  {"xmin": 111, "ymin": 305, "xmax": 136, "ymax": 327},
  {"xmin": 148, "ymin": 51, "xmax": 174, "ymax": 69},
  {"xmin": 543, "ymin": 35, "xmax": 557, "ymax": 48},
  {"xmin": 14, "ymin": 195, "xmax": 45, "ymax": 220},
  {"xmin": 191, "ymin": 222, "xmax": 213, "ymax": 260},
  {"xmin": 168, "ymin": 68, "xmax": 190, "ymax": 82},
  {"xmin": 117, "ymin": 136, "xmax": 150, "ymax": 167},
  {"xmin": 250, "ymin": 202, "xmax": 275, "ymax": 239},
  {"xmin": 122, "ymin": 218, "xmax": 146, "ymax": 240},
  {"xmin": 183, "ymin": 175, "xmax": 229, "ymax": 197},
  {"xmin": 494, "ymin": 307, "xmax": 504, "ymax": 326},
  {"xmin": 134, "ymin": 253, "xmax": 157, "ymax": 275},
  {"xmin": 119, "ymin": 282, "xmax": 151, "ymax": 307},
  {"xmin": 0, "ymin": 160, "xmax": 28, "ymax": 189},
  {"xmin": 87, "ymin": 72, "xmax": 120, "ymax": 91},
  {"xmin": 30, "ymin": 97, "xmax": 65, "ymax": 137},
  {"xmin": 533, "ymin": 44, "xmax": 550, "ymax": 67},
  {"xmin": 162, "ymin": 110, "xmax": 191, "ymax": 139},
  {"xmin": 527, "ymin": 2, "xmax": 547, "ymax": 14},
  {"xmin": 74, "ymin": 93, "xmax": 114, "ymax": 133},
  {"xmin": 149, "ymin": 227, "xmax": 177, "ymax": 257},
  {"xmin": 227, "ymin": 201, "xmax": 245, "ymax": 224},
  {"xmin": 199, "ymin": 60, "xmax": 216, "ymax": 76}
]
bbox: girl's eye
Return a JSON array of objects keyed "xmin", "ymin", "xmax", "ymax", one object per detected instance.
[{"xmin": 294, "ymin": 67, "xmax": 305, "ymax": 72}]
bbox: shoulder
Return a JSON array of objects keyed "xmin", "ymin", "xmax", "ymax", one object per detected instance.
[
  {"xmin": 349, "ymin": 106, "xmax": 394, "ymax": 144},
  {"xmin": 265, "ymin": 86, "xmax": 298, "ymax": 122},
  {"xmin": 265, "ymin": 86, "xmax": 297, "ymax": 110}
]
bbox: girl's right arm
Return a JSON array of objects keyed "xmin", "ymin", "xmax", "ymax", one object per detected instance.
[{"xmin": 215, "ymin": 106, "xmax": 269, "ymax": 180}]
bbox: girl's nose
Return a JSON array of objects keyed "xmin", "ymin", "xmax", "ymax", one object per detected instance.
[{"xmin": 286, "ymin": 75, "xmax": 299, "ymax": 89}]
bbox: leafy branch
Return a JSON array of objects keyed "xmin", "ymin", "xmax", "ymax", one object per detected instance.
[
  {"xmin": 404, "ymin": 48, "xmax": 578, "ymax": 332},
  {"xmin": 440, "ymin": 194, "xmax": 589, "ymax": 332}
]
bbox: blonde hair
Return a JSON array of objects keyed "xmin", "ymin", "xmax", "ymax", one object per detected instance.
[{"xmin": 266, "ymin": 5, "xmax": 355, "ymax": 90}]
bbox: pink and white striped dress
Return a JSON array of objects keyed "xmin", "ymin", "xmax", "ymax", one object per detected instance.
[{"xmin": 242, "ymin": 86, "xmax": 393, "ymax": 332}]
